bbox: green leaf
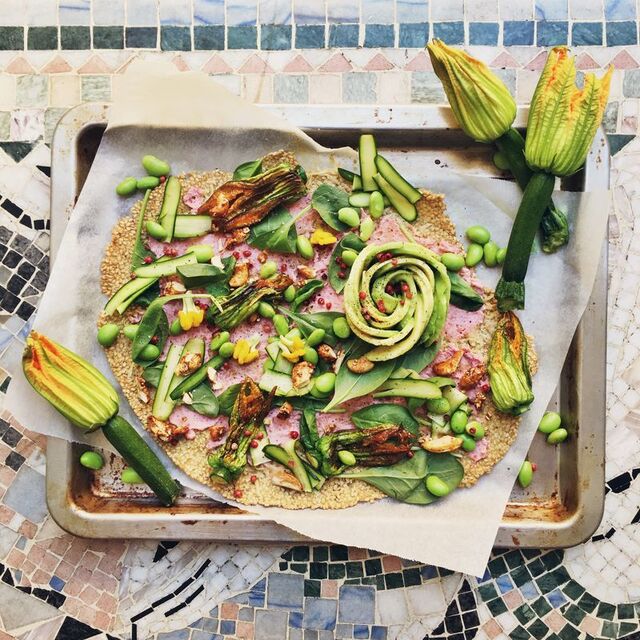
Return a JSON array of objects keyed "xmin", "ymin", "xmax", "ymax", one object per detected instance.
[
  {"xmin": 134, "ymin": 281, "xmax": 161, "ymax": 308},
  {"xmin": 426, "ymin": 452, "xmax": 464, "ymax": 494},
  {"xmin": 312, "ymin": 184, "xmax": 351, "ymax": 231},
  {"xmin": 233, "ymin": 159, "xmax": 263, "ymax": 180},
  {"xmin": 190, "ymin": 383, "xmax": 220, "ymax": 417},
  {"xmin": 132, "ymin": 301, "xmax": 169, "ymax": 362},
  {"xmin": 351, "ymin": 403, "xmax": 419, "ymax": 434},
  {"xmin": 394, "ymin": 341, "xmax": 440, "ymax": 374},
  {"xmin": 248, "ymin": 206, "xmax": 301, "ymax": 254},
  {"xmin": 291, "ymin": 279, "xmax": 324, "ymax": 312},
  {"xmin": 299, "ymin": 407, "xmax": 320, "ymax": 452},
  {"xmin": 131, "ymin": 189, "xmax": 156, "ymax": 270},
  {"xmin": 141, "ymin": 361, "xmax": 164, "ymax": 388},
  {"xmin": 217, "ymin": 383, "xmax": 241, "ymax": 416},
  {"xmin": 279, "ymin": 309, "xmax": 341, "ymax": 347},
  {"xmin": 328, "ymin": 233, "xmax": 366, "ymax": 294},
  {"xmin": 448, "ymin": 272, "xmax": 484, "ymax": 311}
]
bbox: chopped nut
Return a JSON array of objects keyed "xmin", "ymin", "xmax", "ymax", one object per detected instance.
[
  {"xmin": 459, "ymin": 364, "xmax": 486, "ymax": 390},
  {"xmin": 176, "ymin": 352, "xmax": 203, "ymax": 377},
  {"xmin": 419, "ymin": 435, "xmax": 462, "ymax": 453},
  {"xmin": 224, "ymin": 227, "xmax": 249, "ymax": 249},
  {"xmin": 229, "ymin": 262, "xmax": 249, "ymax": 287},
  {"xmin": 182, "ymin": 392, "xmax": 193, "ymax": 405},
  {"xmin": 267, "ymin": 465, "xmax": 304, "ymax": 491},
  {"xmin": 347, "ymin": 356, "xmax": 374, "ymax": 373},
  {"xmin": 471, "ymin": 390, "xmax": 486, "ymax": 409},
  {"xmin": 146, "ymin": 416, "xmax": 189, "ymax": 444},
  {"xmin": 135, "ymin": 376, "xmax": 150, "ymax": 404},
  {"xmin": 291, "ymin": 361, "xmax": 315, "ymax": 389},
  {"xmin": 160, "ymin": 277, "xmax": 186, "ymax": 296},
  {"xmin": 277, "ymin": 401, "xmax": 294, "ymax": 419},
  {"xmin": 208, "ymin": 424, "xmax": 226, "ymax": 440},
  {"xmin": 433, "ymin": 349, "xmax": 464, "ymax": 376},
  {"xmin": 257, "ymin": 251, "xmax": 268, "ymax": 264},
  {"xmin": 317, "ymin": 343, "xmax": 338, "ymax": 363},
  {"xmin": 297, "ymin": 264, "xmax": 316, "ymax": 279}
]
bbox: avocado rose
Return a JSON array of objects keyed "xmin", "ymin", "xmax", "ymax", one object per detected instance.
[{"xmin": 343, "ymin": 242, "xmax": 450, "ymax": 361}]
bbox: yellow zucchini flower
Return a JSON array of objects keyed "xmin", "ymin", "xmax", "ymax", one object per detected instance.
[
  {"xmin": 280, "ymin": 335, "xmax": 306, "ymax": 362},
  {"xmin": 233, "ymin": 338, "xmax": 259, "ymax": 365},
  {"xmin": 178, "ymin": 297, "xmax": 205, "ymax": 331},
  {"xmin": 310, "ymin": 228, "xmax": 337, "ymax": 245}
]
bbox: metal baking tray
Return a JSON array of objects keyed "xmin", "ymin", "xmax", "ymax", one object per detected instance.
[{"xmin": 46, "ymin": 103, "xmax": 608, "ymax": 547}]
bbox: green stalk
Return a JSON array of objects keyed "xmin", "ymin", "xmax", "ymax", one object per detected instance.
[
  {"xmin": 495, "ymin": 172, "xmax": 556, "ymax": 311},
  {"xmin": 495, "ymin": 129, "xmax": 569, "ymax": 253}
]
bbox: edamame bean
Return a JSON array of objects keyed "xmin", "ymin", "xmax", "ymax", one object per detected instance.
[
  {"xmin": 121, "ymin": 468, "xmax": 144, "ymax": 484},
  {"xmin": 493, "ymin": 151, "xmax": 510, "ymax": 171},
  {"xmin": 426, "ymin": 397, "xmax": 450, "ymax": 415},
  {"xmin": 306, "ymin": 328, "xmax": 326, "ymax": 347},
  {"xmin": 116, "ymin": 177, "xmax": 137, "ymax": 196},
  {"xmin": 142, "ymin": 154, "xmax": 171, "ymax": 177},
  {"xmin": 359, "ymin": 217, "xmax": 375, "ymax": 242},
  {"xmin": 139, "ymin": 344, "xmax": 160, "ymax": 361},
  {"xmin": 338, "ymin": 450, "xmax": 357, "ymax": 466},
  {"xmin": 426, "ymin": 475, "xmax": 451, "ymax": 497},
  {"xmin": 314, "ymin": 372, "xmax": 336, "ymax": 394},
  {"xmin": 465, "ymin": 243, "xmax": 484, "ymax": 267},
  {"xmin": 466, "ymin": 225, "xmax": 491, "ymax": 245},
  {"xmin": 284, "ymin": 285, "xmax": 296, "ymax": 302},
  {"xmin": 123, "ymin": 324, "xmax": 139, "ymax": 340},
  {"xmin": 450, "ymin": 410, "xmax": 468, "ymax": 434},
  {"xmin": 260, "ymin": 260, "xmax": 277, "ymax": 278},
  {"xmin": 168, "ymin": 318, "xmax": 182, "ymax": 336},
  {"xmin": 369, "ymin": 191, "xmax": 384, "ymax": 219},
  {"xmin": 136, "ymin": 176, "xmax": 160, "ymax": 190},
  {"xmin": 97, "ymin": 323, "xmax": 120, "ymax": 347},
  {"xmin": 304, "ymin": 347, "xmax": 318, "ymax": 364},
  {"xmin": 218, "ymin": 341, "xmax": 235, "ymax": 359},
  {"xmin": 538, "ymin": 411, "xmax": 562, "ymax": 434},
  {"xmin": 273, "ymin": 314, "xmax": 289, "ymax": 337},
  {"xmin": 210, "ymin": 331, "xmax": 230, "ymax": 351},
  {"xmin": 146, "ymin": 220, "xmax": 167, "ymax": 240},
  {"xmin": 258, "ymin": 302, "xmax": 276, "ymax": 319},
  {"xmin": 459, "ymin": 433, "xmax": 476, "ymax": 452},
  {"xmin": 483, "ymin": 241, "xmax": 499, "ymax": 267},
  {"xmin": 332, "ymin": 316, "xmax": 351, "ymax": 339},
  {"xmin": 296, "ymin": 235, "xmax": 314, "ymax": 260},
  {"xmin": 341, "ymin": 249, "xmax": 358, "ymax": 266},
  {"xmin": 441, "ymin": 253, "xmax": 465, "ymax": 272},
  {"xmin": 310, "ymin": 385, "xmax": 331, "ymax": 399},
  {"xmin": 517, "ymin": 461, "xmax": 534, "ymax": 488},
  {"xmin": 190, "ymin": 244, "xmax": 214, "ymax": 263},
  {"xmin": 337, "ymin": 206, "xmax": 360, "ymax": 228},
  {"xmin": 80, "ymin": 451, "xmax": 104, "ymax": 470},
  {"xmin": 496, "ymin": 247, "xmax": 507, "ymax": 264},
  {"xmin": 466, "ymin": 420, "xmax": 485, "ymax": 440},
  {"xmin": 547, "ymin": 428, "xmax": 568, "ymax": 445}
]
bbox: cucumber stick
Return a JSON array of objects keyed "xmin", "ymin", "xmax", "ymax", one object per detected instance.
[
  {"xmin": 373, "ymin": 173, "xmax": 417, "ymax": 222},
  {"xmin": 338, "ymin": 168, "xmax": 363, "ymax": 191},
  {"xmin": 173, "ymin": 215, "xmax": 212, "ymax": 239},
  {"xmin": 264, "ymin": 441, "xmax": 313, "ymax": 491},
  {"xmin": 375, "ymin": 155, "xmax": 422, "ymax": 204},
  {"xmin": 103, "ymin": 415, "xmax": 180, "ymax": 506},
  {"xmin": 169, "ymin": 354, "xmax": 224, "ymax": 401},
  {"xmin": 104, "ymin": 276, "xmax": 158, "ymax": 316},
  {"xmin": 348, "ymin": 192, "xmax": 371, "ymax": 208},
  {"xmin": 358, "ymin": 134, "xmax": 378, "ymax": 192},
  {"xmin": 158, "ymin": 176, "xmax": 181, "ymax": 242},
  {"xmin": 134, "ymin": 252, "xmax": 198, "ymax": 278}
]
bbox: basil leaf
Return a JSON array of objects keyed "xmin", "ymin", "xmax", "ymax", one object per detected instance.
[
  {"xmin": 190, "ymin": 383, "xmax": 220, "ymax": 417},
  {"xmin": 134, "ymin": 281, "xmax": 161, "ymax": 308},
  {"xmin": 448, "ymin": 271, "xmax": 484, "ymax": 311},
  {"xmin": 233, "ymin": 159, "xmax": 263, "ymax": 180},
  {"xmin": 312, "ymin": 184, "xmax": 350, "ymax": 231},
  {"xmin": 141, "ymin": 361, "xmax": 164, "ymax": 388},
  {"xmin": 351, "ymin": 403, "xmax": 419, "ymax": 434},
  {"xmin": 248, "ymin": 206, "xmax": 298, "ymax": 254},
  {"xmin": 218, "ymin": 383, "xmax": 241, "ymax": 416},
  {"xmin": 328, "ymin": 233, "xmax": 365, "ymax": 294},
  {"xmin": 279, "ymin": 309, "xmax": 341, "ymax": 346},
  {"xmin": 292, "ymin": 279, "xmax": 324, "ymax": 312},
  {"xmin": 131, "ymin": 189, "xmax": 156, "ymax": 270}
]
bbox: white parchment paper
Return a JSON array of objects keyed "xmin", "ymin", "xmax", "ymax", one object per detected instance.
[{"xmin": 5, "ymin": 62, "xmax": 610, "ymax": 575}]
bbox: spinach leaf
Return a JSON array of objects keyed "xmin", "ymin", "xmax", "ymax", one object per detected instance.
[
  {"xmin": 426, "ymin": 452, "xmax": 464, "ymax": 493},
  {"xmin": 178, "ymin": 263, "xmax": 229, "ymax": 289},
  {"xmin": 142, "ymin": 361, "xmax": 164, "ymax": 388},
  {"xmin": 299, "ymin": 407, "xmax": 320, "ymax": 452},
  {"xmin": 248, "ymin": 206, "xmax": 300, "ymax": 254},
  {"xmin": 323, "ymin": 339, "xmax": 395, "ymax": 411},
  {"xmin": 394, "ymin": 341, "xmax": 440, "ymax": 374},
  {"xmin": 134, "ymin": 281, "xmax": 161, "ymax": 308},
  {"xmin": 351, "ymin": 403, "xmax": 419, "ymax": 434},
  {"xmin": 328, "ymin": 233, "xmax": 366, "ymax": 294},
  {"xmin": 292, "ymin": 279, "xmax": 324, "ymax": 312},
  {"xmin": 190, "ymin": 383, "xmax": 220, "ymax": 417},
  {"xmin": 279, "ymin": 308, "xmax": 341, "ymax": 346},
  {"xmin": 233, "ymin": 158, "xmax": 263, "ymax": 180},
  {"xmin": 204, "ymin": 256, "xmax": 235, "ymax": 297},
  {"xmin": 218, "ymin": 383, "xmax": 241, "ymax": 416},
  {"xmin": 448, "ymin": 271, "xmax": 484, "ymax": 311},
  {"xmin": 131, "ymin": 189, "xmax": 156, "ymax": 270},
  {"xmin": 275, "ymin": 395, "xmax": 330, "ymax": 413},
  {"xmin": 132, "ymin": 300, "xmax": 169, "ymax": 362},
  {"xmin": 312, "ymin": 184, "xmax": 351, "ymax": 231}
]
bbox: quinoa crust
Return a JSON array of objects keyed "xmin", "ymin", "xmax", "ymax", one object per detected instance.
[{"xmin": 100, "ymin": 151, "xmax": 534, "ymax": 508}]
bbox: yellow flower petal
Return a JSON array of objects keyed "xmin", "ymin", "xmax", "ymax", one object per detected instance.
[{"xmin": 310, "ymin": 229, "xmax": 337, "ymax": 245}]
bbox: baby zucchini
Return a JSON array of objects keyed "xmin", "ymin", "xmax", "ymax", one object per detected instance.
[
  {"xmin": 157, "ymin": 176, "xmax": 181, "ymax": 242},
  {"xmin": 372, "ymin": 173, "xmax": 417, "ymax": 222},
  {"xmin": 358, "ymin": 134, "xmax": 378, "ymax": 192},
  {"xmin": 374, "ymin": 155, "xmax": 422, "ymax": 204}
]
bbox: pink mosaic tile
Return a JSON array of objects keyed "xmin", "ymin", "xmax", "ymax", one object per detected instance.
[
  {"xmin": 525, "ymin": 51, "xmax": 548, "ymax": 71},
  {"xmin": 382, "ymin": 555, "xmax": 402, "ymax": 572},
  {"xmin": 77, "ymin": 55, "xmax": 113, "ymax": 74},
  {"xmin": 41, "ymin": 55, "xmax": 73, "ymax": 74},
  {"xmin": 202, "ymin": 54, "xmax": 234, "ymax": 74},
  {"xmin": 404, "ymin": 51, "xmax": 432, "ymax": 71},
  {"xmin": 55, "ymin": 560, "xmax": 75, "ymax": 581},
  {"xmin": 221, "ymin": 602, "xmax": 240, "ymax": 619},
  {"xmin": 610, "ymin": 50, "xmax": 639, "ymax": 69},
  {"xmin": 491, "ymin": 51, "xmax": 519, "ymax": 68},
  {"xmin": 365, "ymin": 53, "xmax": 394, "ymax": 71},
  {"xmin": 79, "ymin": 584, "xmax": 101, "ymax": 605},
  {"xmin": 575, "ymin": 53, "xmax": 600, "ymax": 70},
  {"xmin": 580, "ymin": 615, "xmax": 601, "ymax": 635},
  {"xmin": 283, "ymin": 54, "xmax": 314, "ymax": 73},
  {"xmin": 482, "ymin": 619, "xmax": 502, "ymax": 639},
  {"xmin": 238, "ymin": 54, "xmax": 274, "ymax": 74},
  {"xmin": 321, "ymin": 579, "xmax": 338, "ymax": 597},
  {"xmin": 544, "ymin": 610, "xmax": 566, "ymax": 633},
  {"xmin": 236, "ymin": 621, "xmax": 255, "ymax": 639},
  {"xmin": 6, "ymin": 56, "xmax": 36, "ymax": 74},
  {"xmin": 320, "ymin": 53, "xmax": 352, "ymax": 72},
  {"xmin": 18, "ymin": 519, "xmax": 37, "ymax": 539},
  {"xmin": 503, "ymin": 590, "xmax": 524, "ymax": 609}
]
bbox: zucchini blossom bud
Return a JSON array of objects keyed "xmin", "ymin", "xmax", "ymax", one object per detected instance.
[
  {"xmin": 23, "ymin": 331, "xmax": 119, "ymax": 431},
  {"xmin": 487, "ymin": 312, "xmax": 534, "ymax": 415},
  {"xmin": 525, "ymin": 47, "xmax": 612, "ymax": 177},
  {"xmin": 427, "ymin": 39, "xmax": 516, "ymax": 143}
]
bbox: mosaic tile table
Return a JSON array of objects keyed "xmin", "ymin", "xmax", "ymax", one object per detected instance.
[{"xmin": 1, "ymin": 1, "xmax": 640, "ymax": 639}]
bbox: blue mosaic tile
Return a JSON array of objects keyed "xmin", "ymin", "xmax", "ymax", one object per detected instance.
[
  {"xmin": 397, "ymin": 0, "xmax": 429, "ymax": 23},
  {"xmin": 294, "ymin": 0, "xmax": 326, "ymax": 25},
  {"xmin": 227, "ymin": 0, "xmax": 257, "ymax": 25},
  {"xmin": 227, "ymin": 25, "xmax": 257, "ymax": 48},
  {"xmin": 275, "ymin": 75, "xmax": 308, "ymax": 103},
  {"xmin": 572, "ymin": 21, "xmax": 604, "ymax": 44},
  {"xmin": 125, "ymin": 26, "xmax": 157, "ymax": 47},
  {"xmin": 547, "ymin": 588, "xmax": 568, "ymax": 608},
  {"xmin": 329, "ymin": 24, "xmax": 359, "ymax": 47},
  {"xmin": 344, "ymin": 72, "xmax": 377, "ymax": 103},
  {"xmin": 303, "ymin": 598, "xmax": 338, "ymax": 631},
  {"xmin": 364, "ymin": 24, "xmax": 395, "ymax": 47},
  {"xmin": 159, "ymin": 0, "xmax": 192, "ymax": 26},
  {"xmin": 290, "ymin": 611, "xmax": 303, "ymax": 628},
  {"xmin": 497, "ymin": 574, "xmax": 515, "ymax": 594},
  {"xmin": 469, "ymin": 22, "xmax": 499, "ymax": 44},
  {"xmin": 421, "ymin": 565, "xmax": 438, "ymax": 580},
  {"xmin": 295, "ymin": 25, "xmax": 325, "ymax": 49},
  {"xmin": 219, "ymin": 620, "xmax": 235, "ymax": 635},
  {"xmin": 161, "ymin": 25, "xmax": 191, "ymax": 50},
  {"xmin": 267, "ymin": 573, "xmax": 304, "ymax": 610},
  {"xmin": 398, "ymin": 23, "xmax": 428, "ymax": 47},
  {"xmin": 605, "ymin": 0, "xmax": 637, "ymax": 20},
  {"xmin": 370, "ymin": 627, "xmax": 387, "ymax": 640},
  {"xmin": 194, "ymin": 25, "xmax": 224, "ymax": 49},
  {"xmin": 261, "ymin": 24, "xmax": 292, "ymax": 49},
  {"xmin": 193, "ymin": 0, "xmax": 224, "ymax": 25},
  {"xmin": 535, "ymin": 0, "xmax": 569, "ymax": 20},
  {"xmin": 606, "ymin": 20, "xmax": 638, "ymax": 44},
  {"xmin": 49, "ymin": 575, "xmax": 65, "ymax": 591},
  {"xmin": 432, "ymin": 21, "xmax": 465, "ymax": 44},
  {"xmin": 338, "ymin": 585, "xmax": 375, "ymax": 625},
  {"xmin": 537, "ymin": 20, "xmax": 569, "ymax": 45},
  {"xmin": 354, "ymin": 625, "xmax": 369, "ymax": 639},
  {"xmin": 503, "ymin": 20, "xmax": 534, "ymax": 44}
]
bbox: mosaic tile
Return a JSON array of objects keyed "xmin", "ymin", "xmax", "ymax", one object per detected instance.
[
  {"xmin": 27, "ymin": 27, "xmax": 58, "ymax": 50},
  {"xmin": 260, "ymin": 24, "xmax": 292, "ymax": 50},
  {"xmin": 125, "ymin": 26, "xmax": 158, "ymax": 48},
  {"xmin": 227, "ymin": 25, "xmax": 257, "ymax": 49},
  {"xmin": 160, "ymin": 26, "xmax": 192, "ymax": 50},
  {"xmin": 606, "ymin": 21, "xmax": 638, "ymax": 45},
  {"xmin": 92, "ymin": 26, "xmax": 125, "ymax": 49},
  {"xmin": 296, "ymin": 26, "xmax": 326, "ymax": 49}
]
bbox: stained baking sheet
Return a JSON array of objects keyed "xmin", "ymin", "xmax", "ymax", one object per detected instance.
[{"xmin": 46, "ymin": 103, "xmax": 607, "ymax": 548}]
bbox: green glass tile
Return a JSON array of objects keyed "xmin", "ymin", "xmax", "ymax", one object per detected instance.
[
  {"xmin": 550, "ymin": 567, "xmax": 570, "ymax": 586},
  {"xmin": 375, "ymin": 575, "xmax": 385, "ymax": 591},
  {"xmin": 309, "ymin": 562, "xmax": 327, "ymax": 579},
  {"xmin": 402, "ymin": 568, "xmax": 421, "ymax": 587},
  {"xmin": 279, "ymin": 562, "xmax": 287, "ymax": 570},
  {"xmin": 478, "ymin": 583, "xmax": 498, "ymax": 602},
  {"xmin": 511, "ymin": 566, "xmax": 531, "ymax": 587},
  {"xmin": 617, "ymin": 603, "xmax": 635, "ymax": 619},
  {"xmin": 619, "ymin": 622, "xmax": 638, "ymax": 637},
  {"xmin": 330, "ymin": 546, "xmax": 348, "ymax": 561},
  {"xmin": 292, "ymin": 546, "xmax": 310, "ymax": 561},
  {"xmin": 346, "ymin": 562, "xmax": 364, "ymax": 579},
  {"xmin": 531, "ymin": 597, "xmax": 552, "ymax": 617},
  {"xmin": 344, "ymin": 578, "xmax": 360, "ymax": 585},
  {"xmin": 261, "ymin": 24, "xmax": 292, "ymax": 50},
  {"xmin": 563, "ymin": 581, "xmax": 585, "ymax": 601},
  {"xmin": 596, "ymin": 602, "xmax": 616, "ymax": 620},
  {"xmin": 313, "ymin": 547, "xmax": 328, "ymax": 563},
  {"xmin": 558, "ymin": 624, "xmax": 580, "ymax": 640},
  {"xmin": 0, "ymin": 112, "xmax": 10, "ymax": 140},
  {"xmin": 0, "ymin": 27, "xmax": 24, "ymax": 50},
  {"xmin": 93, "ymin": 26, "xmax": 124, "ymax": 49},
  {"xmin": 290, "ymin": 563, "xmax": 307, "ymax": 574},
  {"xmin": 522, "ymin": 549, "xmax": 541, "ymax": 560},
  {"xmin": 510, "ymin": 626, "xmax": 531, "ymax": 640},
  {"xmin": 439, "ymin": 567, "xmax": 454, "ymax": 577},
  {"xmin": 564, "ymin": 605, "xmax": 585, "ymax": 626},
  {"xmin": 304, "ymin": 579, "xmax": 321, "ymax": 597},
  {"xmin": 504, "ymin": 550, "xmax": 524, "ymax": 569},
  {"xmin": 488, "ymin": 556, "xmax": 508, "ymax": 578},
  {"xmin": 81, "ymin": 76, "xmax": 110, "ymax": 101},
  {"xmin": 601, "ymin": 621, "xmax": 618, "ymax": 638},
  {"xmin": 364, "ymin": 559, "xmax": 382, "ymax": 576},
  {"xmin": 384, "ymin": 572, "xmax": 404, "ymax": 589},
  {"xmin": 527, "ymin": 620, "xmax": 549, "ymax": 639},
  {"xmin": 161, "ymin": 26, "xmax": 191, "ymax": 51},
  {"xmin": 282, "ymin": 549, "xmax": 293, "ymax": 561},
  {"xmin": 487, "ymin": 598, "xmax": 508, "ymax": 617},
  {"xmin": 28, "ymin": 27, "xmax": 58, "ymax": 50},
  {"xmin": 514, "ymin": 604, "xmax": 536, "ymax": 626},
  {"xmin": 16, "ymin": 75, "xmax": 48, "ymax": 107},
  {"xmin": 194, "ymin": 25, "xmax": 224, "ymax": 50},
  {"xmin": 578, "ymin": 593, "xmax": 598, "ymax": 613},
  {"xmin": 361, "ymin": 577, "xmax": 377, "ymax": 586},
  {"xmin": 60, "ymin": 26, "xmax": 90, "ymax": 49},
  {"xmin": 125, "ymin": 27, "xmax": 157, "ymax": 48},
  {"xmin": 528, "ymin": 559, "xmax": 545, "ymax": 577},
  {"xmin": 541, "ymin": 550, "xmax": 563, "ymax": 571},
  {"xmin": 227, "ymin": 25, "xmax": 257, "ymax": 49},
  {"xmin": 536, "ymin": 573, "xmax": 558, "ymax": 594},
  {"xmin": 328, "ymin": 564, "xmax": 345, "ymax": 580}
]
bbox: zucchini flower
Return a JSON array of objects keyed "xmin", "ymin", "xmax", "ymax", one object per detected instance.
[
  {"xmin": 427, "ymin": 39, "xmax": 516, "ymax": 143},
  {"xmin": 309, "ymin": 228, "xmax": 337, "ymax": 246},
  {"xmin": 178, "ymin": 296, "xmax": 205, "ymax": 331},
  {"xmin": 23, "ymin": 331, "xmax": 119, "ymax": 430},
  {"xmin": 233, "ymin": 336, "xmax": 260, "ymax": 365},
  {"xmin": 487, "ymin": 312, "xmax": 534, "ymax": 415},
  {"xmin": 525, "ymin": 47, "xmax": 613, "ymax": 177},
  {"xmin": 279, "ymin": 334, "xmax": 306, "ymax": 362}
]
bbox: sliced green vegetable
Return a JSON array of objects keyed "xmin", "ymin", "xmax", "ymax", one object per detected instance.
[
  {"xmin": 373, "ymin": 378, "xmax": 442, "ymax": 399},
  {"xmin": 233, "ymin": 158, "xmax": 263, "ymax": 180},
  {"xmin": 373, "ymin": 173, "xmax": 417, "ymax": 222},
  {"xmin": 157, "ymin": 176, "xmax": 181, "ymax": 242},
  {"xmin": 131, "ymin": 189, "xmax": 156, "ymax": 269},
  {"xmin": 374, "ymin": 154, "xmax": 422, "ymax": 204},
  {"xmin": 359, "ymin": 134, "xmax": 378, "ymax": 192},
  {"xmin": 134, "ymin": 252, "xmax": 198, "ymax": 278},
  {"xmin": 173, "ymin": 215, "xmax": 212, "ymax": 239},
  {"xmin": 448, "ymin": 271, "xmax": 484, "ymax": 311}
]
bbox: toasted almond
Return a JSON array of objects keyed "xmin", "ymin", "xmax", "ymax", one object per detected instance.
[
  {"xmin": 433, "ymin": 349, "xmax": 464, "ymax": 376},
  {"xmin": 135, "ymin": 376, "xmax": 150, "ymax": 404},
  {"xmin": 292, "ymin": 361, "xmax": 315, "ymax": 389},
  {"xmin": 317, "ymin": 343, "xmax": 338, "ymax": 363},
  {"xmin": 459, "ymin": 364, "xmax": 486, "ymax": 390},
  {"xmin": 419, "ymin": 435, "xmax": 462, "ymax": 453},
  {"xmin": 146, "ymin": 416, "xmax": 189, "ymax": 444},
  {"xmin": 176, "ymin": 352, "xmax": 203, "ymax": 377},
  {"xmin": 347, "ymin": 356, "xmax": 374, "ymax": 373},
  {"xmin": 277, "ymin": 401, "xmax": 294, "ymax": 419},
  {"xmin": 229, "ymin": 262, "xmax": 250, "ymax": 287},
  {"xmin": 297, "ymin": 264, "xmax": 316, "ymax": 279}
]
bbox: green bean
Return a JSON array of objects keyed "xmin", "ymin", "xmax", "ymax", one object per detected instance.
[
  {"xmin": 273, "ymin": 314, "xmax": 289, "ymax": 337},
  {"xmin": 517, "ymin": 461, "xmax": 534, "ymax": 488},
  {"xmin": 426, "ymin": 475, "xmax": 451, "ymax": 497},
  {"xmin": 441, "ymin": 253, "xmax": 465, "ymax": 272},
  {"xmin": 116, "ymin": 177, "xmax": 137, "ymax": 196},
  {"xmin": 314, "ymin": 372, "xmax": 336, "ymax": 394},
  {"xmin": 258, "ymin": 302, "xmax": 276, "ymax": 319},
  {"xmin": 284, "ymin": 285, "xmax": 296, "ymax": 302},
  {"xmin": 465, "ymin": 243, "xmax": 484, "ymax": 267},
  {"xmin": 146, "ymin": 220, "xmax": 167, "ymax": 240},
  {"xmin": 332, "ymin": 317, "xmax": 351, "ymax": 339},
  {"xmin": 359, "ymin": 217, "xmax": 375, "ymax": 242},
  {"xmin": 296, "ymin": 236, "xmax": 314, "ymax": 260},
  {"xmin": 210, "ymin": 331, "xmax": 230, "ymax": 351},
  {"xmin": 121, "ymin": 467, "xmax": 144, "ymax": 484},
  {"xmin": 79, "ymin": 451, "xmax": 104, "ymax": 470},
  {"xmin": 304, "ymin": 347, "xmax": 318, "ymax": 364},
  {"xmin": 139, "ymin": 344, "xmax": 160, "ymax": 361},
  {"xmin": 136, "ymin": 176, "xmax": 161, "ymax": 190},
  {"xmin": 547, "ymin": 428, "xmax": 568, "ymax": 445},
  {"xmin": 123, "ymin": 324, "xmax": 139, "ymax": 340},
  {"xmin": 337, "ymin": 207, "xmax": 360, "ymax": 228},
  {"xmin": 97, "ymin": 323, "xmax": 120, "ymax": 347},
  {"xmin": 426, "ymin": 397, "xmax": 450, "ymax": 415},
  {"xmin": 369, "ymin": 191, "xmax": 385, "ymax": 219},
  {"xmin": 450, "ymin": 410, "xmax": 468, "ymax": 434},
  {"xmin": 260, "ymin": 260, "xmax": 278, "ymax": 278},
  {"xmin": 459, "ymin": 433, "xmax": 476, "ymax": 452},
  {"xmin": 169, "ymin": 319, "xmax": 182, "ymax": 336},
  {"xmin": 338, "ymin": 450, "xmax": 357, "ymax": 466},
  {"xmin": 218, "ymin": 341, "xmax": 235, "ymax": 359},
  {"xmin": 341, "ymin": 249, "xmax": 358, "ymax": 266},
  {"xmin": 466, "ymin": 225, "xmax": 491, "ymax": 245},
  {"xmin": 190, "ymin": 244, "xmax": 214, "ymax": 263},
  {"xmin": 483, "ymin": 241, "xmax": 499, "ymax": 267},
  {"xmin": 466, "ymin": 420, "xmax": 485, "ymax": 440},
  {"xmin": 306, "ymin": 328, "xmax": 326, "ymax": 347},
  {"xmin": 142, "ymin": 154, "xmax": 171, "ymax": 177},
  {"xmin": 538, "ymin": 411, "xmax": 562, "ymax": 434},
  {"xmin": 496, "ymin": 247, "xmax": 507, "ymax": 265}
]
